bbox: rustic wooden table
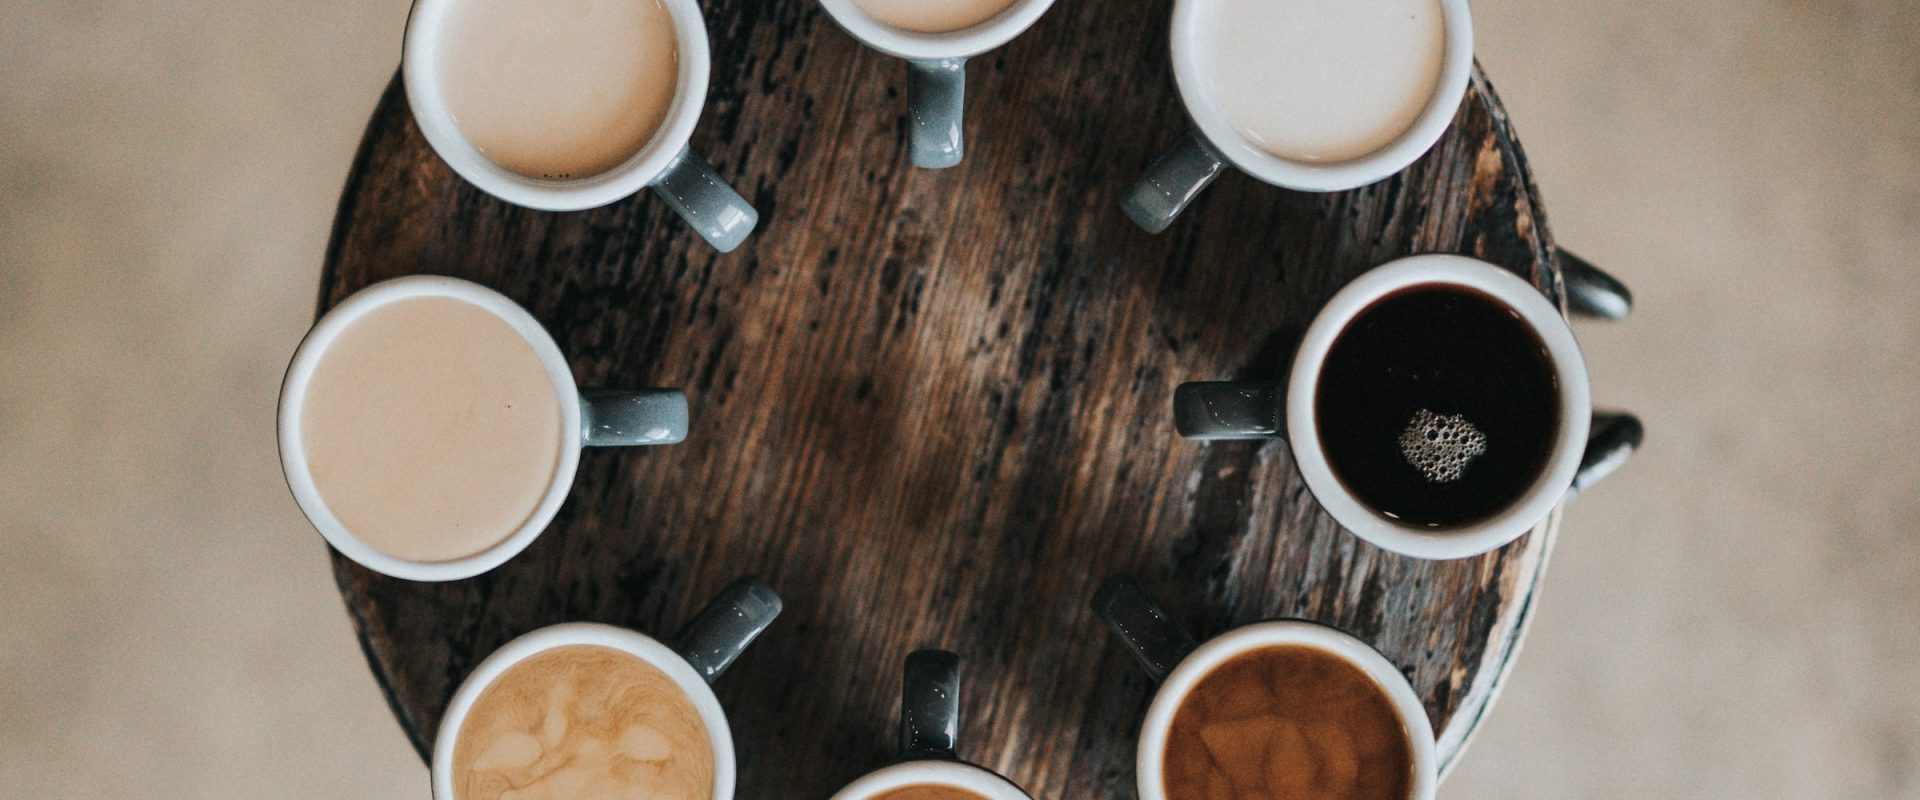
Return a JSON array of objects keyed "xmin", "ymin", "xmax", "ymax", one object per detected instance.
[{"xmin": 322, "ymin": 3, "xmax": 1588, "ymax": 794}]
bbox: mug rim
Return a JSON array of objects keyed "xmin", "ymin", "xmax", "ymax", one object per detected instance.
[
  {"xmin": 830, "ymin": 759, "xmax": 1031, "ymax": 800},
  {"xmin": 1168, "ymin": 0, "xmax": 1474, "ymax": 192},
  {"xmin": 816, "ymin": 0, "xmax": 1056, "ymax": 60},
  {"xmin": 276, "ymin": 275, "xmax": 584, "ymax": 582},
  {"xmin": 429, "ymin": 622, "xmax": 738, "ymax": 800},
  {"xmin": 401, "ymin": 0, "xmax": 712, "ymax": 211},
  {"xmin": 1136, "ymin": 620, "xmax": 1438, "ymax": 800},
  {"xmin": 1285, "ymin": 254, "xmax": 1592, "ymax": 559}
]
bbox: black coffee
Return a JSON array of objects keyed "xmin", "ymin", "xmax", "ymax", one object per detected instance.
[{"xmin": 1313, "ymin": 285, "xmax": 1560, "ymax": 527}]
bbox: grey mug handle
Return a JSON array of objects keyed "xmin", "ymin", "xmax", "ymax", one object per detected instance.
[
  {"xmin": 1171, "ymin": 381, "xmax": 1641, "ymax": 496},
  {"xmin": 648, "ymin": 146, "xmax": 759, "ymax": 253},
  {"xmin": 900, "ymin": 650, "xmax": 962, "ymax": 760},
  {"xmin": 671, "ymin": 577, "xmax": 783, "ymax": 684},
  {"xmin": 908, "ymin": 58, "xmax": 966, "ymax": 168},
  {"xmin": 1559, "ymin": 250, "xmax": 1634, "ymax": 320},
  {"xmin": 1122, "ymin": 129, "xmax": 1229, "ymax": 234},
  {"xmin": 1091, "ymin": 576, "xmax": 1198, "ymax": 683},
  {"xmin": 580, "ymin": 389, "xmax": 689, "ymax": 447}
]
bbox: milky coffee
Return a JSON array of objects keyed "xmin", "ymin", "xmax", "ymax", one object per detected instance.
[
  {"xmin": 438, "ymin": 0, "xmax": 679, "ymax": 180},
  {"xmin": 453, "ymin": 645, "xmax": 715, "ymax": 800},
  {"xmin": 299, "ymin": 295, "xmax": 562, "ymax": 563},
  {"xmin": 872, "ymin": 786, "xmax": 991, "ymax": 800},
  {"xmin": 1193, "ymin": 0, "xmax": 1445, "ymax": 163},
  {"xmin": 852, "ymin": 0, "xmax": 1019, "ymax": 33},
  {"xmin": 1162, "ymin": 645, "xmax": 1412, "ymax": 800}
]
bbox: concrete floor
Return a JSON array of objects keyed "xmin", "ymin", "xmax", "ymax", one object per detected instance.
[{"xmin": 2, "ymin": 0, "xmax": 1916, "ymax": 797}]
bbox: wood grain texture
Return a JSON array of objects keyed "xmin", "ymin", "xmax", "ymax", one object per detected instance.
[{"xmin": 321, "ymin": 2, "xmax": 1571, "ymax": 794}]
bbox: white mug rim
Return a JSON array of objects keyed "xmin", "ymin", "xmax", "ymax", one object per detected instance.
[
  {"xmin": 276, "ymin": 275, "xmax": 583, "ymax": 582},
  {"xmin": 429, "ymin": 622, "xmax": 738, "ymax": 800},
  {"xmin": 1285, "ymin": 254, "xmax": 1591, "ymax": 559},
  {"xmin": 830, "ymin": 759, "xmax": 1031, "ymax": 800},
  {"xmin": 401, "ymin": 0, "xmax": 712, "ymax": 211},
  {"xmin": 1135, "ymin": 621, "xmax": 1437, "ymax": 800},
  {"xmin": 1168, "ymin": 0, "xmax": 1474, "ymax": 192},
  {"xmin": 816, "ymin": 0, "xmax": 1056, "ymax": 60}
]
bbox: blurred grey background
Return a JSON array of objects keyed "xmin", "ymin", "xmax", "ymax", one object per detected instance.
[{"xmin": 3, "ymin": 0, "xmax": 1916, "ymax": 797}]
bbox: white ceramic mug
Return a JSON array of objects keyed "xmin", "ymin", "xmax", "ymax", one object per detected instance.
[
  {"xmin": 1093, "ymin": 577, "xmax": 1437, "ymax": 800},
  {"xmin": 818, "ymin": 0, "xmax": 1055, "ymax": 168},
  {"xmin": 1122, "ymin": 0, "xmax": 1475, "ymax": 232},
  {"xmin": 278, "ymin": 275, "xmax": 688, "ymax": 582},
  {"xmin": 402, "ymin": 0, "xmax": 758, "ymax": 251},
  {"xmin": 1172, "ymin": 255, "xmax": 1595, "ymax": 559},
  {"xmin": 830, "ymin": 650, "xmax": 1031, "ymax": 800},
  {"xmin": 432, "ymin": 578, "xmax": 782, "ymax": 800}
]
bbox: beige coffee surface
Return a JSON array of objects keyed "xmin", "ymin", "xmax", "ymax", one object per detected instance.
[
  {"xmin": 439, "ymin": 0, "xmax": 679, "ymax": 180},
  {"xmin": 454, "ymin": 645, "xmax": 715, "ymax": 800},
  {"xmin": 871, "ymin": 784, "xmax": 990, "ymax": 800},
  {"xmin": 1194, "ymin": 0, "xmax": 1445, "ymax": 163},
  {"xmin": 300, "ymin": 296, "xmax": 562, "ymax": 563},
  {"xmin": 1163, "ymin": 645, "xmax": 1413, "ymax": 800},
  {"xmin": 851, "ymin": 0, "xmax": 1019, "ymax": 33}
]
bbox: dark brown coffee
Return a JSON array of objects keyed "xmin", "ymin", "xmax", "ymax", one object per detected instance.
[
  {"xmin": 1313, "ymin": 285, "xmax": 1560, "ymax": 527},
  {"xmin": 872, "ymin": 785, "xmax": 990, "ymax": 800},
  {"xmin": 1162, "ymin": 645, "xmax": 1411, "ymax": 800}
]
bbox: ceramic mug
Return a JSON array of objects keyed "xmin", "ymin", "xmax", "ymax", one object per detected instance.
[
  {"xmin": 278, "ymin": 275, "xmax": 688, "ymax": 581},
  {"xmin": 1092, "ymin": 576, "xmax": 1437, "ymax": 800},
  {"xmin": 402, "ymin": 0, "xmax": 758, "ymax": 251},
  {"xmin": 830, "ymin": 650, "xmax": 1031, "ymax": 800},
  {"xmin": 1121, "ymin": 0, "xmax": 1474, "ymax": 233},
  {"xmin": 431, "ymin": 577, "xmax": 783, "ymax": 800},
  {"xmin": 818, "ymin": 0, "xmax": 1055, "ymax": 168},
  {"xmin": 1172, "ymin": 254, "xmax": 1643, "ymax": 559}
]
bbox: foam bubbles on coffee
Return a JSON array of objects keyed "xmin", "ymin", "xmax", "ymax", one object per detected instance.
[{"xmin": 1397, "ymin": 409, "xmax": 1486, "ymax": 483}]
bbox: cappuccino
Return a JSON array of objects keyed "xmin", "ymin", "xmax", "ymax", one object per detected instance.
[
  {"xmin": 299, "ymin": 295, "xmax": 563, "ymax": 563},
  {"xmin": 1193, "ymin": 0, "xmax": 1445, "ymax": 163},
  {"xmin": 453, "ymin": 645, "xmax": 715, "ymax": 800},
  {"xmin": 438, "ymin": 0, "xmax": 680, "ymax": 179},
  {"xmin": 852, "ymin": 0, "xmax": 1019, "ymax": 33},
  {"xmin": 872, "ymin": 787, "xmax": 990, "ymax": 800}
]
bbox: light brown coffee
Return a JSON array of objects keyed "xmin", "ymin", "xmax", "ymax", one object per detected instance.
[
  {"xmin": 1162, "ymin": 645, "xmax": 1412, "ymax": 800},
  {"xmin": 300, "ymin": 295, "xmax": 562, "ymax": 563},
  {"xmin": 438, "ymin": 0, "xmax": 679, "ymax": 180},
  {"xmin": 1193, "ymin": 0, "xmax": 1445, "ymax": 163},
  {"xmin": 852, "ymin": 0, "xmax": 1019, "ymax": 33},
  {"xmin": 872, "ymin": 785, "xmax": 990, "ymax": 800},
  {"xmin": 453, "ymin": 645, "xmax": 714, "ymax": 800}
]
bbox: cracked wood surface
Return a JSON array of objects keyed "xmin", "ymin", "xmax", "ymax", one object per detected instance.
[{"xmin": 321, "ymin": 2, "xmax": 1567, "ymax": 793}]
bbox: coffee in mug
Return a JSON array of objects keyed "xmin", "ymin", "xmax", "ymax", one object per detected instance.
[
  {"xmin": 437, "ymin": 0, "xmax": 680, "ymax": 180},
  {"xmin": 452, "ymin": 644, "xmax": 715, "ymax": 798},
  {"xmin": 829, "ymin": 651, "xmax": 1031, "ymax": 800},
  {"xmin": 1162, "ymin": 645, "xmax": 1413, "ymax": 799},
  {"xmin": 851, "ymin": 0, "xmax": 1019, "ymax": 33},
  {"xmin": 1314, "ymin": 285, "xmax": 1561, "ymax": 527},
  {"xmin": 1193, "ymin": 0, "xmax": 1446, "ymax": 164},
  {"xmin": 870, "ymin": 787, "xmax": 990, "ymax": 800},
  {"xmin": 280, "ymin": 276, "xmax": 689, "ymax": 581}
]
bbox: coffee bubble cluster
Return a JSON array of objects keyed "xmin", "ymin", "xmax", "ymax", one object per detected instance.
[{"xmin": 1398, "ymin": 409, "xmax": 1487, "ymax": 483}]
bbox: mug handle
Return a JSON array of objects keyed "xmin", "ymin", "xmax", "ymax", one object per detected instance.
[
  {"xmin": 907, "ymin": 58, "xmax": 966, "ymax": 169},
  {"xmin": 580, "ymin": 389, "xmax": 689, "ymax": 447},
  {"xmin": 1121, "ymin": 129, "xmax": 1229, "ymax": 234},
  {"xmin": 671, "ymin": 576, "xmax": 783, "ymax": 684},
  {"xmin": 648, "ymin": 146, "xmax": 759, "ymax": 253},
  {"xmin": 900, "ymin": 650, "xmax": 962, "ymax": 760},
  {"xmin": 1091, "ymin": 576, "xmax": 1198, "ymax": 683},
  {"xmin": 1170, "ymin": 382, "xmax": 1642, "ymax": 498},
  {"xmin": 1559, "ymin": 250, "xmax": 1634, "ymax": 321}
]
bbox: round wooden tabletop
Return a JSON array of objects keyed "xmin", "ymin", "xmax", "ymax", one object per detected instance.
[{"xmin": 321, "ymin": 3, "xmax": 1575, "ymax": 794}]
